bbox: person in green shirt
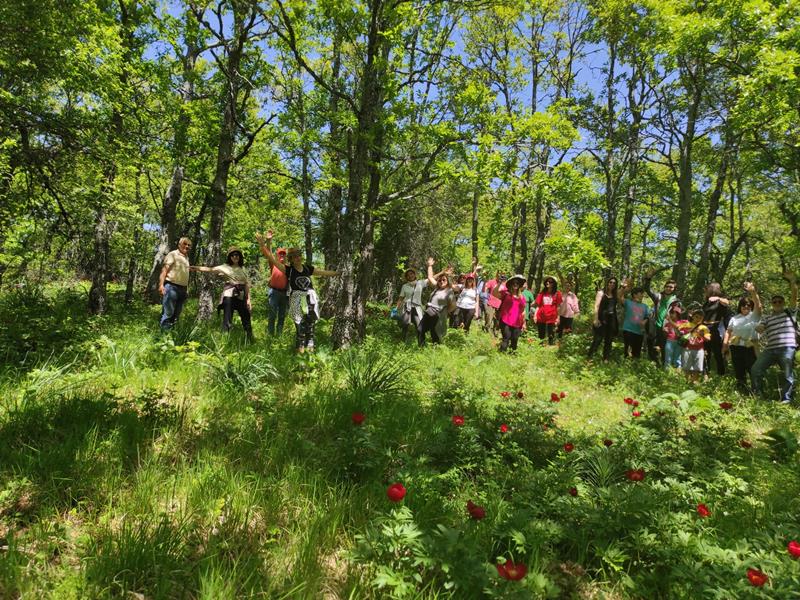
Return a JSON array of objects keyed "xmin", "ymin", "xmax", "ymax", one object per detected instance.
[
  {"xmin": 643, "ymin": 267, "xmax": 679, "ymax": 365},
  {"xmin": 522, "ymin": 281, "xmax": 536, "ymax": 331}
]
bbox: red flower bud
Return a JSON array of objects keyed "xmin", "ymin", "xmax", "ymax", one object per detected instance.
[
  {"xmin": 500, "ymin": 424, "xmax": 509, "ymax": 433},
  {"xmin": 560, "ymin": 391, "xmax": 567, "ymax": 398},
  {"xmin": 739, "ymin": 440, "xmax": 752, "ymax": 448},
  {"xmin": 500, "ymin": 391, "xmax": 511, "ymax": 398},
  {"xmin": 496, "ymin": 560, "xmax": 527, "ymax": 581},
  {"xmin": 689, "ymin": 415, "xmax": 697, "ymax": 422},
  {"xmin": 632, "ymin": 410, "xmax": 641, "ymax": 417},
  {"xmin": 466, "ymin": 500, "xmax": 486, "ymax": 520},
  {"xmin": 788, "ymin": 540, "xmax": 800, "ymax": 558},
  {"xmin": 516, "ymin": 391, "xmax": 524, "ymax": 399},
  {"xmin": 550, "ymin": 392, "xmax": 560, "ymax": 402},
  {"xmin": 603, "ymin": 439, "xmax": 613, "ymax": 447},
  {"xmin": 696, "ymin": 503, "xmax": 711, "ymax": 518},
  {"xmin": 386, "ymin": 483, "xmax": 406, "ymax": 502},
  {"xmin": 746, "ymin": 568, "xmax": 768, "ymax": 587},
  {"xmin": 563, "ymin": 442, "xmax": 574, "ymax": 452},
  {"xmin": 624, "ymin": 397, "xmax": 634, "ymax": 405},
  {"xmin": 452, "ymin": 415, "xmax": 465, "ymax": 427},
  {"xmin": 351, "ymin": 412, "xmax": 366, "ymax": 425},
  {"xmin": 719, "ymin": 401, "xmax": 733, "ymax": 410},
  {"xmin": 625, "ymin": 468, "xmax": 645, "ymax": 482},
  {"xmin": 569, "ymin": 487, "xmax": 578, "ymax": 497}
]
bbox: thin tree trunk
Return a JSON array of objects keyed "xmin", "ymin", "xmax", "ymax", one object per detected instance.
[{"xmin": 471, "ymin": 187, "xmax": 479, "ymax": 261}]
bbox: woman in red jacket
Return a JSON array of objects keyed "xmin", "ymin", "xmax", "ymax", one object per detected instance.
[{"xmin": 534, "ymin": 276, "xmax": 562, "ymax": 345}]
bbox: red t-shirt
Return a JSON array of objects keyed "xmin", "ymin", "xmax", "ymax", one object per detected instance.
[
  {"xmin": 535, "ymin": 291, "xmax": 562, "ymax": 324},
  {"xmin": 498, "ymin": 291, "xmax": 526, "ymax": 328},
  {"xmin": 269, "ymin": 265, "xmax": 288, "ymax": 290}
]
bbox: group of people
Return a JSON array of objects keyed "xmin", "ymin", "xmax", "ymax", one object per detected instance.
[
  {"xmin": 586, "ymin": 269, "xmax": 799, "ymax": 402},
  {"xmin": 393, "ymin": 260, "xmax": 798, "ymax": 403},
  {"xmin": 157, "ymin": 236, "xmax": 798, "ymax": 403},
  {"xmin": 158, "ymin": 232, "xmax": 336, "ymax": 352},
  {"xmin": 394, "ymin": 259, "xmax": 580, "ymax": 352}
]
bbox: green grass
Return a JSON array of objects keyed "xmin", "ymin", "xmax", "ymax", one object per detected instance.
[{"xmin": 1, "ymin": 286, "xmax": 799, "ymax": 598}]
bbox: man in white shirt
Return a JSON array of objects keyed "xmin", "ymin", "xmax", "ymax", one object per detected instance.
[{"xmin": 158, "ymin": 238, "xmax": 192, "ymax": 330}]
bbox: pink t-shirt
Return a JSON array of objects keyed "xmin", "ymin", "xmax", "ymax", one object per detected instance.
[
  {"xmin": 558, "ymin": 292, "xmax": 579, "ymax": 318},
  {"xmin": 498, "ymin": 291, "xmax": 526, "ymax": 328}
]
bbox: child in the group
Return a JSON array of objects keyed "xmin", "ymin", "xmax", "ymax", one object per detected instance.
[
  {"xmin": 618, "ymin": 279, "xmax": 650, "ymax": 359},
  {"xmin": 662, "ymin": 304, "xmax": 685, "ymax": 370},
  {"xmin": 679, "ymin": 308, "xmax": 711, "ymax": 383}
]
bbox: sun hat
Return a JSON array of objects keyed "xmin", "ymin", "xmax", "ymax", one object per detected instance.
[
  {"xmin": 226, "ymin": 246, "xmax": 244, "ymax": 266},
  {"xmin": 507, "ymin": 274, "xmax": 526, "ymax": 286}
]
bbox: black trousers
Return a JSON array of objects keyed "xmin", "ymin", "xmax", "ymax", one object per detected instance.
[
  {"xmin": 458, "ymin": 308, "xmax": 475, "ymax": 333},
  {"xmin": 623, "ymin": 330, "xmax": 644, "ymax": 358},
  {"xmin": 730, "ymin": 345, "xmax": 756, "ymax": 390},
  {"xmin": 589, "ymin": 319, "xmax": 617, "ymax": 360},
  {"xmin": 221, "ymin": 297, "xmax": 252, "ymax": 336},
  {"xmin": 418, "ymin": 312, "xmax": 441, "ymax": 346},
  {"xmin": 500, "ymin": 323, "xmax": 521, "ymax": 352},
  {"xmin": 705, "ymin": 326, "xmax": 726, "ymax": 375},
  {"xmin": 294, "ymin": 310, "xmax": 317, "ymax": 349},
  {"xmin": 537, "ymin": 322, "xmax": 556, "ymax": 344},
  {"xmin": 557, "ymin": 317, "xmax": 574, "ymax": 338}
]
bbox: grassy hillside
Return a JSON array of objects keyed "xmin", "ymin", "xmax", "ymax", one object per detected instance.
[{"xmin": 1, "ymin": 284, "xmax": 799, "ymax": 599}]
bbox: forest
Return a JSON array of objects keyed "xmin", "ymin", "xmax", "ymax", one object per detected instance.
[{"xmin": 2, "ymin": 0, "xmax": 800, "ymax": 598}]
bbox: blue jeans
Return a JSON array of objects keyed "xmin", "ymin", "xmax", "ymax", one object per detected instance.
[
  {"xmin": 751, "ymin": 346, "xmax": 796, "ymax": 402},
  {"xmin": 268, "ymin": 288, "xmax": 288, "ymax": 335},
  {"xmin": 664, "ymin": 339, "xmax": 682, "ymax": 369},
  {"xmin": 160, "ymin": 282, "xmax": 188, "ymax": 330}
]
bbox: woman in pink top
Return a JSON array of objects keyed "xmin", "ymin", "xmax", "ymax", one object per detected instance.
[
  {"xmin": 492, "ymin": 274, "xmax": 527, "ymax": 352},
  {"xmin": 556, "ymin": 275, "xmax": 580, "ymax": 338}
]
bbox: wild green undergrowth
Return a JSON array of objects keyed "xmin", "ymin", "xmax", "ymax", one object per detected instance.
[{"xmin": 1, "ymin": 287, "xmax": 799, "ymax": 599}]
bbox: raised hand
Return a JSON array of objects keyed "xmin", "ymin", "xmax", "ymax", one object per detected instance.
[
  {"xmin": 266, "ymin": 230, "xmax": 274, "ymax": 240},
  {"xmin": 743, "ymin": 281, "xmax": 755, "ymax": 293},
  {"xmin": 427, "ymin": 257, "xmax": 435, "ymax": 267},
  {"xmin": 255, "ymin": 232, "xmax": 264, "ymax": 244}
]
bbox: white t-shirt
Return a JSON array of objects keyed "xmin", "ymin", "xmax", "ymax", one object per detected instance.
[
  {"xmin": 164, "ymin": 249, "xmax": 190, "ymax": 286},
  {"xmin": 727, "ymin": 311, "xmax": 759, "ymax": 347},
  {"xmin": 457, "ymin": 288, "xmax": 478, "ymax": 310}
]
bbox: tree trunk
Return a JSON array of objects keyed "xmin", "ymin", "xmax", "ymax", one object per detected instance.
[
  {"xmin": 145, "ymin": 33, "xmax": 198, "ymax": 302},
  {"xmin": 471, "ymin": 187, "xmax": 479, "ymax": 261},
  {"xmin": 692, "ymin": 142, "xmax": 730, "ymax": 297},
  {"xmin": 196, "ymin": 19, "xmax": 246, "ymax": 322},
  {"xmin": 671, "ymin": 66, "xmax": 701, "ymax": 293}
]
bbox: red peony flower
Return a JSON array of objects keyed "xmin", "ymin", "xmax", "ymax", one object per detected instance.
[
  {"xmin": 719, "ymin": 401, "xmax": 733, "ymax": 410},
  {"xmin": 788, "ymin": 540, "xmax": 800, "ymax": 558},
  {"xmin": 466, "ymin": 500, "xmax": 486, "ymax": 520},
  {"xmin": 632, "ymin": 410, "xmax": 641, "ymax": 417},
  {"xmin": 563, "ymin": 442, "xmax": 575, "ymax": 452},
  {"xmin": 689, "ymin": 415, "xmax": 697, "ymax": 422},
  {"xmin": 746, "ymin": 568, "xmax": 768, "ymax": 587},
  {"xmin": 560, "ymin": 391, "xmax": 567, "ymax": 398},
  {"xmin": 516, "ymin": 391, "xmax": 524, "ymax": 399},
  {"xmin": 496, "ymin": 560, "xmax": 528, "ymax": 581},
  {"xmin": 624, "ymin": 397, "xmax": 634, "ymax": 405},
  {"xmin": 626, "ymin": 468, "xmax": 645, "ymax": 482},
  {"xmin": 739, "ymin": 440, "xmax": 752, "ymax": 449},
  {"xmin": 696, "ymin": 503, "xmax": 711, "ymax": 518},
  {"xmin": 452, "ymin": 415, "xmax": 465, "ymax": 427},
  {"xmin": 632, "ymin": 400, "xmax": 640, "ymax": 407},
  {"xmin": 500, "ymin": 423, "xmax": 509, "ymax": 433},
  {"xmin": 351, "ymin": 412, "xmax": 366, "ymax": 425},
  {"xmin": 569, "ymin": 487, "xmax": 578, "ymax": 497},
  {"xmin": 550, "ymin": 392, "xmax": 560, "ymax": 402},
  {"xmin": 500, "ymin": 391, "xmax": 511, "ymax": 398},
  {"xmin": 603, "ymin": 438, "xmax": 613, "ymax": 447},
  {"xmin": 386, "ymin": 483, "xmax": 406, "ymax": 502}
]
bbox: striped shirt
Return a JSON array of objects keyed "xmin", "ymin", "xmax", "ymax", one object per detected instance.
[{"xmin": 760, "ymin": 309, "xmax": 798, "ymax": 350}]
